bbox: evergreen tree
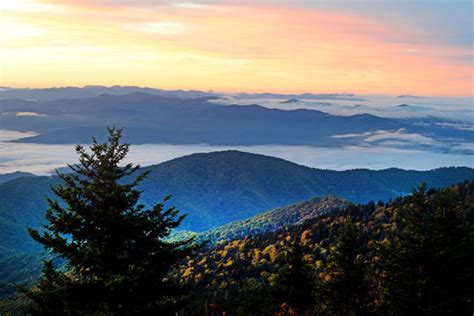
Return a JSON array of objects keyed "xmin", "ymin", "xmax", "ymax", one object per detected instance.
[
  {"xmin": 24, "ymin": 127, "xmax": 199, "ymax": 315},
  {"xmin": 382, "ymin": 183, "xmax": 429, "ymax": 315},
  {"xmin": 276, "ymin": 236, "xmax": 315, "ymax": 314},
  {"xmin": 383, "ymin": 183, "xmax": 474, "ymax": 315},
  {"xmin": 322, "ymin": 218, "xmax": 370, "ymax": 316},
  {"xmin": 423, "ymin": 187, "xmax": 474, "ymax": 314}
]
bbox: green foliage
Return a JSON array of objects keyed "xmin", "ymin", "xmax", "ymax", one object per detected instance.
[
  {"xmin": 0, "ymin": 151, "xmax": 472, "ymax": 254},
  {"xmin": 23, "ymin": 127, "xmax": 200, "ymax": 315},
  {"xmin": 0, "ymin": 164, "xmax": 472, "ymax": 315}
]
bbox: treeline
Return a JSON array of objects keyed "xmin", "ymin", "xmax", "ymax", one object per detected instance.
[{"xmin": 176, "ymin": 181, "xmax": 474, "ymax": 315}]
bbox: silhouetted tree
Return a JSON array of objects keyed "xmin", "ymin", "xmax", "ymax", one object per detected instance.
[
  {"xmin": 383, "ymin": 183, "xmax": 474, "ymax": 315},
  {"xmin": 25, "ymin": 127, "xmax": 199, "ymax": 315},
  {"xmin": 276, "ymin": 236, "xmax": 315, "ymax": 314},
  {"xmin": 322, "ymin": 218, "xmax": 371, "ymax": 315}
]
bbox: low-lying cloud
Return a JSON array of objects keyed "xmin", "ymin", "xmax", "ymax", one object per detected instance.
[{"xmin": 0, "ymin": 133, "xmax": 472, "ymax": 175}]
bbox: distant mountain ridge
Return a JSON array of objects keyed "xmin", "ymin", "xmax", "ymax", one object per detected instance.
[
  {"xmin": 0, "ymin": 150, "xmax": 472, "ymax": 257},
  {"xmin": 0, "ymin": 172, "xmax": 35, "ymax": 184},
  {"xmin": 1, "ymin": 92, "xmax": 397, "ymax": 145},
  {"xmin": 0, "ymin": 85, "xmax": 216, "ymax": 101},
  {"xmin": 1, "ymin": 91, "xmax": 471, "ymax": 151}
]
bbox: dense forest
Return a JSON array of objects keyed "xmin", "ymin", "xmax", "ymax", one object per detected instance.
[
  {"xmin": 175, "ymin": 181, "xmax": 474, "ymax": 315},
  {"xmin": 0, "ymin": 129, "xmax": 472, "ymax": 315}
]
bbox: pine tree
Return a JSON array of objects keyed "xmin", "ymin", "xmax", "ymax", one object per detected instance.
[
  {"xmin": 276, "ymin": 236, "xmax": 315, "ymax": 314},
  {"xmin": 24, "ymin": 127, "xmax": 200, "ymax": 315},
  {"xmin": 423, "ymin": 187, "xmax": 474, "ymax": 314},
  {"xmin": 322, "ymin": 218, "xmax": 371, "ymax": 316},
  {"xmin": 383, "ymin": 184, "xmax": 426, "ymax": 314},
  {"xmin": 383, "ymin": 183, "xmax": 474, "ymax": 315}
]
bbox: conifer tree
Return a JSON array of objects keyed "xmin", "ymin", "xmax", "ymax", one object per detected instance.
[
  {"xmin": 276, "ymin": 236, "xmax": 315, "ymax": 314},
  {"xmin": 323, "ymin": 218, "xmax": 370, "ymax": 316},
  {"xmin": 25, "ymin": 127, "xmax": 199, "ymax": 315},
  {"xmin": 383, "ymin": 184, "xmax": 428, "ymax": 314},
  {"xmin": 383, "ymin": 183, "xmax": 474, "ymax": 314},
  {"xmin": 424, "ymin": 187, "xmax": 474, "ymax": 314}
]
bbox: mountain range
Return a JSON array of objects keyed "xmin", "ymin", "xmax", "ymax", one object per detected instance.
[
  {"xmin": 0, "ymin": 151, "xmax": 472, "ymax": 258},
  {"xmin": 0, "ymin": 89, "xmax": 471, "ymax": 152},
  {"xmin": 0, "ymin": 85, "xmax": 216, "ymax": 101}
]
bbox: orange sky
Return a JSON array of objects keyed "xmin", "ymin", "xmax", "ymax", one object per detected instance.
[{"xmin": 1, "ymin": 0, "xmax": 472, "ymax": 96}]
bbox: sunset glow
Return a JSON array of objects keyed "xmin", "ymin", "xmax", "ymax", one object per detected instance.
[{"xmin": 1, "ymin": 0, "xmax": 472, "ymax": 96}]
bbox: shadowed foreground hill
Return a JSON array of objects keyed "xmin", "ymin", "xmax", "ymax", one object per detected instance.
[
  {"xmin": 0, "ymin": 151, "xmax": 473, "ymax": 256},
  {"xmin": 176, "ymin": 181, "xmax": 474, "ymax": 315}
]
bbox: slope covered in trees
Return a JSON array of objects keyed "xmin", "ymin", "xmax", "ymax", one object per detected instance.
[
  {"xmin": 201, "ymin": 196, "xmax": 349, "ymax": 244},
  {"xmin": 0, "ymin": 151, "xmax": 473, "ymax": 257},
  {"xmin": 1, "ymin": 179, "xmax": 473, "ymax": 313},
  {"xmin": 175, "ymin": 181, "xmax": 474, "ymax": 315}
]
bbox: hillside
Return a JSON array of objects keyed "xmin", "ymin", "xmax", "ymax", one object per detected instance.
[
  {"xmin": 175, "ymin": 181, "xmax": 474, "ymax": 314},
  {"xmin": 0, "ymin": 182, "xmax": 473, "ymax": 311},
  {"xmin": 201, "ymin": 196, "xmax": 349, "ymax": 244},
  {"xmin": 0, "ymin": 172, "xmax": 34, "ymax": 185},
  {"xmin": 0, "ymin": 196, "xmax": 348, "ymax": 297},
  {"xmin": 0, "ymin": 151, "xmax": 473, "ymax": 258}
]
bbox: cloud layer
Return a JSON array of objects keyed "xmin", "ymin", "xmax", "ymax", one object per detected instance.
[{"xmin": 1, "ymin": 130, "xmax": 472, "ymax": 175}]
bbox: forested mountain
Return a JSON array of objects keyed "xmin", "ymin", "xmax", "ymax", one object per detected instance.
[
  {"xmin": 3, "ymin": 182, "xmax": 472, "ymax": 314},
  {"xmin": 0, "ymin": 151, "xmax": 473, "ymax": 257},
  {"xmin": 176, "ymin": 181, "xmax": 474, "ymax": 315},
  {"xmin": 0, "ymin": 172, "xmax": 34, "ymax": 185}
]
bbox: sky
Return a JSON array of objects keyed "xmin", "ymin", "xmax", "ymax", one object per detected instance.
[{"xmin": 1, "ymin": 0, "xmax": 473, "ymax": 96}]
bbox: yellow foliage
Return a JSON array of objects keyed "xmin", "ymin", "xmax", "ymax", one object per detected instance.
[
  {"xmin": 238, "ymin": 239, "xmax": 247, "ymax": 252},
  {"xmin": 301, "ymin": 229, "xmax": 311, "ymax": 244},
  {"xmin": 252, "ymin": 248, "xmax": 261, "ymax": 261},
  {"xmin": 220, "ymin": 248, "xmax": 228, "ymax": 258},
  {"xmin": 262, "ymin": 244, "xmax": 278, "ymax": 262},
  {"xmin": 303, "ymin": 254, "xmax": 313, "ymax": 263},
  {"xmin": 182, "ymin": 267, "xmax": 193, "ymax": 278},
  {"xmin": 315, "ymin": 260, "xmax": 323, "ymax": 269},
  {"xmin": 260, "ymin": 271, "xmax": 270, "ymax": 279}
]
